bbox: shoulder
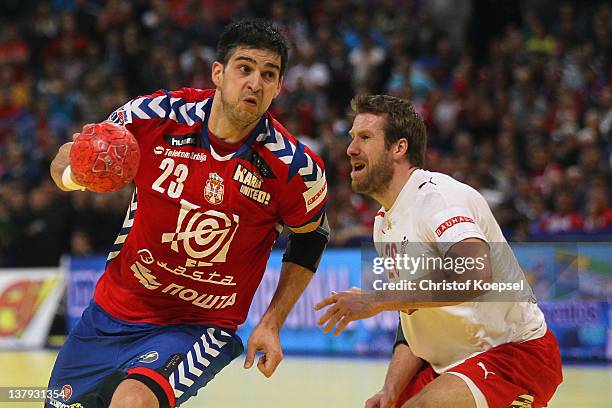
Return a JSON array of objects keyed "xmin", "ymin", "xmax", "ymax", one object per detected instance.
[
  {"xmin": 252, "ymin": 115, "xmax": 328, "ymax": 216},
  {"xmin": 412, "ymin": 170, "xmax": 482, "ymax": 209},
  {"xmin": 407, "ymin": 171, "xmax": 486, "ymax": 233},
  {"xmin": 256, "ymin": 115, "xmax": 325, "ymax": 185},
  {"xmin": 167, "ymin": 87, "xmax": 215, "ymax": 101},
  {"xmin": 407, "ymin": 172, "xmax": 492, "ymax": 243},
  {"xmin": 108, "ymin": 88, "xmax": 215, "ymax": 126}
]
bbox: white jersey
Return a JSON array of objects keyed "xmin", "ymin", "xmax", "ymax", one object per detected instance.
[{"xmin": 373, "ymin": 169, "xmax": 547, "ymax": 373}]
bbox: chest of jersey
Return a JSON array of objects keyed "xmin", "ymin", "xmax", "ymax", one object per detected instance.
[
  {"xmin": 142, "ymin": 138, "xmax": 275, "ymax": 209},
  {"xmin": 374, "ymin": 206, "xmax": 429, "ymax": 249},
  {"xmin": 131, "ymin": 126, "xmax": 281, "ymax": 268},
  {"xmin": 374, "ymin": 207, "xmax": 439, "ymax": 282}
]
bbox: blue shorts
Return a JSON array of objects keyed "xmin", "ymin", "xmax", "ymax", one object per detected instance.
[{"xmin": 47, "ymin": 302, "xmax": 244, "ymax": 408}]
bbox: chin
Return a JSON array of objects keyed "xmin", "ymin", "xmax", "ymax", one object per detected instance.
[
  {"xmin": 233, "ymin": 110, "xmax": 259, "ymax": 126},
  {"xmin": 350, "ymin": 180, "xmax": 369, "ymax": 194}
]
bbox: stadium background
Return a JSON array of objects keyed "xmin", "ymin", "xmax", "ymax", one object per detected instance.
[{"xmin": 0, "ymin": 0, "xmax": 610, "ymax": 406}]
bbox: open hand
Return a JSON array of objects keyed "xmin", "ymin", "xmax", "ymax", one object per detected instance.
[{"xmin": 314, "ymin": 288, "xmax": 380, "ymax": 336}]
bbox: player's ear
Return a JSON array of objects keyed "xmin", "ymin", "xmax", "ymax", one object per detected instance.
[
  {"xmin": 396, "ymin": 138, "xmax": 409, "ymax": 158},
  {"xmin": 211, "ymin": 61, "xmax": 224, "ymax": 87}
]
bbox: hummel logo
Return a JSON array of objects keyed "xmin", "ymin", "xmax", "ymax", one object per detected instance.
[{"xmin": 477, "ymin": 362, "xmax": 496, "ymax": 379}]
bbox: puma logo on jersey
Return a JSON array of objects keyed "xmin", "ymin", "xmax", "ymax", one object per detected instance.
[
  {"xmin": 418, "ymin": 177, "xmax": 437, "ymax": 189},
  {"xmin": 477, "ymin": 362, "xmax": 496, "ymax": 379}
]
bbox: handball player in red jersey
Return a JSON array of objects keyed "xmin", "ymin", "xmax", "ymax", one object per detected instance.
[{"xmin": 47, "ymin": 19, "xmax": 329, "ymax": 408}]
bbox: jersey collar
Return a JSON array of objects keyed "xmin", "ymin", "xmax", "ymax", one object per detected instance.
[
  {"xmin": 384, "ymin": 168, "xmax": 425, "ymax": 214},
  {"xmin": 200, "ymin": 93, "xmax": 270, "ymax": 161}
]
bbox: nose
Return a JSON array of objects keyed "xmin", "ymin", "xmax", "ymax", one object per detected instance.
[
  {"xmin": 247, "ymin": 71, "xmax": 263, "ymax": 93},
  {"xmin": 347, "ymin": 139, "xmax": 359, "ymax": 157}
]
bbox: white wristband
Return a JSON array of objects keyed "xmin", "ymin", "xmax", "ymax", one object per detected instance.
[{"xmin": 62, "ymin": 165, "xmax": 86, "ymax": 191}]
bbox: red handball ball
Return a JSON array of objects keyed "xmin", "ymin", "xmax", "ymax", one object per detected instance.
[{"xmin": 70, "ymin": 122, "xmax": 140, "ymax": 192}]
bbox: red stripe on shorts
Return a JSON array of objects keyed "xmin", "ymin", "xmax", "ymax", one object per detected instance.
[{"xmin": 127, "ymin": 366, "xmax": 176, "ymax": 408}]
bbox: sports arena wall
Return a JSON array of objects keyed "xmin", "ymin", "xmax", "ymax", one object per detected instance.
[{"xmin": 63, "ymin": 246, "xmax": 611, "ymax": 360}]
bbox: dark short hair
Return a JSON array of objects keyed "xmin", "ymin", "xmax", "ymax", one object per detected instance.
[
  {"xmin": 351, "ymin": 94, "xmax": 427, "ymax": 167},
  {"xmin": 217, "ymin": 19, "xmax": 289, "ymax": 76}
]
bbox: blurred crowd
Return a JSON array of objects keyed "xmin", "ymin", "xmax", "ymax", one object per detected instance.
[{"xmin": 0, "ymin": 0, "xmax": 610, "ymax": 267}]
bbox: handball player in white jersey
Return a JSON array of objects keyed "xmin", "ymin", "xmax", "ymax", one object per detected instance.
[{"xmin": 315, "ymin": 95, "xmax": 562, "ymax": 408}]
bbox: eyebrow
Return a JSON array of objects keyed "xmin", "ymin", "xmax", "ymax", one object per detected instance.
[{"xmin": 235, "ymin": 56, "xmax": 281, "ymax": 72}]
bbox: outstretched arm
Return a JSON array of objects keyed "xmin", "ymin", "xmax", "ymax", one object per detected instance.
[{"xmin": 315, "ymin": 238, "xmax": 491, "ymax": 335}]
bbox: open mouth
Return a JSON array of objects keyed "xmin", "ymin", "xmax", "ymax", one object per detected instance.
[
  {"xmin": 351, "ymin": 163, "xmax": 366, "ymax": 176},
  {"xmin": 243, "ymin": 97, "xmax": 258, "ymax": 107}
]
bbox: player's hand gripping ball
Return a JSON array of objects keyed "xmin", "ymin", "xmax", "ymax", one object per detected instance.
[{"xmin": 70, "ymin": 122, "xmax": 140, "ymax": 192}]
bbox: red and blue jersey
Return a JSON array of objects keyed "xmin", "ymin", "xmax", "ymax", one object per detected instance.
[{"xmin": 95, "ymin": 88, "xmax": 327, "ymax": 330}]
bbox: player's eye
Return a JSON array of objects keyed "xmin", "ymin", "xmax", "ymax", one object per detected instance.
[
  {"xmin": 263, "ymin": 71, "xmax": 277, "ymax": 80},
  {"xmin": 239, "ymin": 65, "xmax": 252, "ymax": 73}
]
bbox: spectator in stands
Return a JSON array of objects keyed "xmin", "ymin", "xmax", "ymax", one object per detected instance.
[
  {"xmin": 538, "ymin": 189, "xmax": 584, "ymax": 233},
  {"xmin": 584, "ymin": 185, "xmax": 612, "ymax": 232}
]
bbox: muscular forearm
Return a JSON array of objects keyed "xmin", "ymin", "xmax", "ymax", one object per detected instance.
[
  {"xmin": 382, "ymin": 343, "xmax": 423, "ymax": 398},
  {"xmin": 259, "ymin": 262, "xmax": 314, "ymax": 329},
  {"xmin": 369, "ymin": 280, "xmax": 487, "ymax": 311},
  {"xmin": 370, "ymin": 239, "xmax": 493, "ymax": 310},
  {"xmin": 374, "ymin": 296, "xmax": 462, "ymax": 312}
]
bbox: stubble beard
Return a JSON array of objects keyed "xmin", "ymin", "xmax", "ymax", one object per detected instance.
[
  {"xmin": 220, "ymin": 91, "xmax": 261, "ymax": 130},
  {"xmin": 351, "ymin": 155, "xmax": 394, "ymax": 197}
]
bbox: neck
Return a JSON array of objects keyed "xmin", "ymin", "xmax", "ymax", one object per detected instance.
[
  {"xmin": 208, "ymin": 94, "xmax": 259, "ymax": 143},
  {"xmin": 375, "ymin": 165, "xmax": 418, "ymax": 211}
]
